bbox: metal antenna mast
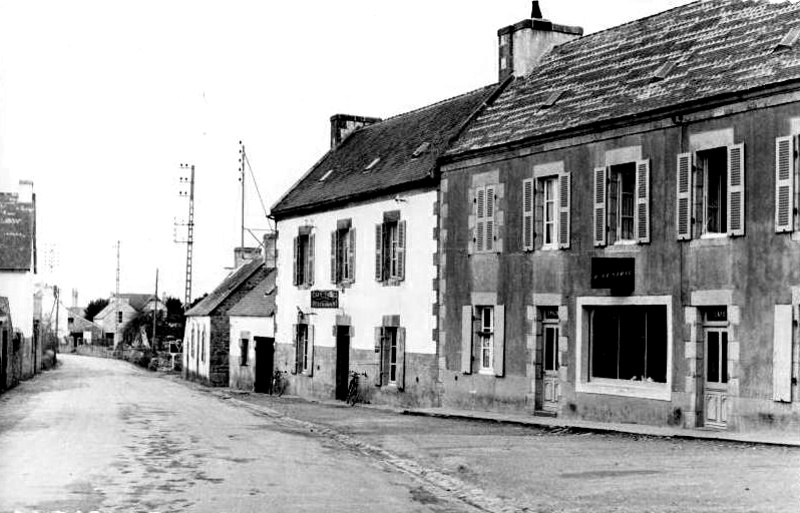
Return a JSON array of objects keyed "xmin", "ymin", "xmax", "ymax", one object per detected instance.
[{"xmin": 176, "ymin": 164, "xmax": 196, "ymax": 307}]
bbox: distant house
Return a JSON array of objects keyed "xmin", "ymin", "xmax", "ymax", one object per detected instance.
[
  {"xmin": 183, "ymin": 256, "xmax": 269, "ymax": 386},
  {"xmin": 94, "ymin": 293, "xmax": 166, "ymax": 346},
  {"xmin": 66, "ymin": 307, "xmax": 103, "ymax": 348},
  {"xmin": 228, "ymin": 262, "xmax": 276, "ymax": 392},
  {"xmin": 0, "ymin": 180, "xmax": 40, "ymax": 390}
]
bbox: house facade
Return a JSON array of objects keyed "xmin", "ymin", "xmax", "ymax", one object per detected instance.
[
  {"xmin": 271, "ymin": 87, "xmax": 497, "ymax": 407},
  {"xmin": 183, "ymin": 257, "xmax": 267, "ymax": 386},
  {"xmin": 94, "ymin": 293, "xmax": 165, "ymax": 346},
  {"xmin": 438, "ymin": 0, "xmax": 800, "ymax": 433}
]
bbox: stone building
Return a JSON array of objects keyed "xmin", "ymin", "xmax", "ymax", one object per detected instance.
[
  {"xmin": 437, "ymin": 0, "xmax": 800, "ymax": 433},
  {"xmin": 270, "ymin": 86, "xmax": 498, "ymax": 406}
]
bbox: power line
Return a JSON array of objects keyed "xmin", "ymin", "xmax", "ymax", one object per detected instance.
[{"xmin": 243, "ymin": 150, "xmax": 270, "ymax": 220}]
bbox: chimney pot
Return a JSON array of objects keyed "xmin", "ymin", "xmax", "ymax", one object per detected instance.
[
  {"xmin": 531, "ymin": 1, "xmax": 543, "ymax": 19},
  {"xmin": 330, "ymin": 114, "xmax": 381, "ymax": 149}
]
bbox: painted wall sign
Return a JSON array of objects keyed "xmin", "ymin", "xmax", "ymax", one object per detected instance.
[
  {"xmin": 311, "ymin": 290, "xmax": 339, "ymax": 308},
  {"xmin": 591, "ymin": 258, "xmax": 635, "ymax": 292}
]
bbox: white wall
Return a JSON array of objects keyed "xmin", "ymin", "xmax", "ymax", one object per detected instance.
[
  {"xmin": 275, "ymin": 190, "xmax": 437, "ymax": 354},
  {"xmin": 229, "ymin": 315, "xmax": 274, "ymax": 363},
  {"xmin": 183, "ymin": 316, "xmax": 211, "ymax": 378},
  {"xmin": 0, "ymin": 272, "xmax": 34, "ymax": 337}
]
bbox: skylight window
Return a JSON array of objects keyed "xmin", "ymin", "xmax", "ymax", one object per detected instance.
[
  {"xmin": 775, "ymin": 26, "xmax": 800, "ymax": 52},
  {"xmin": 652, "ymin": 60, "xmax": 676, "ymax": 82},
  {"xmin": 319, "ymin": 169, "xmax": 334, "ymax": 181},
  {"xmin": 541, "ymin": 90, "xmax": 564, "ymax": 109},
  {"xmin": 364, "ymin": 157, "xmax": 381, "ymax": 171},
  {"xmin": 412, "ymin": 141, "xmax": 430, "ymax": 158}
]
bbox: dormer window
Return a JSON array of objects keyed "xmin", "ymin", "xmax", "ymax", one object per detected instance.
[{"xmin": 775, "ymin": 26, "xmax": 800, "ymax": 52}]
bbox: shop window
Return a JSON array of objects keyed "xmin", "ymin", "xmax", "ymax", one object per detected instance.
[{"xmin": 589, "ymin": 305, "xmax": 667, "ymax": 383}]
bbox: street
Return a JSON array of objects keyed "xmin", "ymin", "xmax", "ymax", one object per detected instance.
[{"xmin": 0, "ymin": 355, "xmax": 798, "ymax": 513}]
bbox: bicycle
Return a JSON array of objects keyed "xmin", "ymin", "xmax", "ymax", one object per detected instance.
[
  {"xmin": 271, "ymin": 369, "xmax": 287, "ymax": 397},
  {"xmin": 345, "ymin": 371, "xmax": 361, "ymax": 406}
]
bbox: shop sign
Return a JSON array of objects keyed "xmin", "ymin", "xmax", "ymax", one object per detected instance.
[
  {"xmin": 311, "ymin": 290, "xmax": 339, "ymax": 308},
  {"xmin": 591, "ymin": 258, "xmax": 635, "ymax": 292}
]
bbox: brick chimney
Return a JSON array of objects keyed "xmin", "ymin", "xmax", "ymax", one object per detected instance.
[
  {"xmin": 498, "ymin": 1, "xmax": 583, "ymax": 81},
  {"xmin": 330, "ymin": 114, "xmax": 381, "ymax": 149},
  {"xmin": 17, "ymin": 179, "xmax": 33, "ymax": 203},
  {"xmin": 234, "ymin": 246, "xmax": 260, "ymax": 268},
  {"xmin": 262, "ymin": 232, "xmax": 277, "ymax": 270}
]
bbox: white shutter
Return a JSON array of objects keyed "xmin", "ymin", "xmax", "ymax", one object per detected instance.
[
  {"xmin": 374, "ymin": 223, "xmax": 383, "ymax": 281},
  {"xmin": 348, "ymin": 228, "xmax": 356, "ymax": 282},
  {"xmin": 676, "ymin": 153, "xmax": 693, "ymax": 241},
  {"xmin": 593, "ymin": 167, "xmax": 607, "ymax": 247},
  {"xmin": 485, "ymin": 186, "xmax": 495, "ymax": 252},
  {"xmin": 522, "ymin": 178, "xmax": 534, "ymax": 251},
  {"xmin": 727, "ymin": 143, "xmax": 745, "ymax": 237},
  {"xmin": 330, "ymin": 230, "xmax": 338, "ymax": 284},
  {"xmin": 397, "ymin": 220, "xmax": 406, "ymax": 281},
  {"xmin": 461, "ymin": 306, "xmax": 473, "ymax": 374},
  {"xmin": 494, "ymin": 305, "xmax": 505, "ymax": 377},
  {"xmin": 773, "ymin": 305, "xmax": 792, "ymax": 403},
  {"xmin": 374, "ymin": 327, "xmax": 384, "ymax": 385},
  {"xmin": 476, "ymin": 187, "xmax": 485, "ymax": 253},
  {"xmin": 558, "ymin": 172, "xmax": 571, "ymax": 249},
  {"xmin": 396, "ymin": 327, "xmax": 406, "ymax": 390},
  {"xmin": 775, "ymin": 136, "xmax": 794, "ymax": 233},
  {"xmin": 635, "ymin": 159, "xmax": 651, "ymax": 244},
  {"xmin": 307, "ymin": 234, "xmax": 315, "ymax": 285}
]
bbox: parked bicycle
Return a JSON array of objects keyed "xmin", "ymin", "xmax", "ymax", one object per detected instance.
[
  {"xmin": 346, "ymin": 371, "xmax": 363, "ymax": 406},
  {"xmin": 271, "ymin": 369, "xmax": 287, "ymax": 397}
]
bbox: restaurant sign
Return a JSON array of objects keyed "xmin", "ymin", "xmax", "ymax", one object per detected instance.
[
  {"xmin": 591, "ymin": 258, "xmax": 635, "ymax": 292},
  {"xmin": 311, "ymin": 290, "xmax": 339, "ymax": 308}
]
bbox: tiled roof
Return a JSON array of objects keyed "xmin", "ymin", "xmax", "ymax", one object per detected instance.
[
  {"xmin": 0, "ymin": 193, "xmax": 34, "ymax": 272},
  {"xmin": 450, "ymin": 0, "xmax": 800, "ymax": 155},
  {"xmin": 186, "ymin": 258, "xmax": 265, "ymax": 317},
  {"xmin": 227, "ymin": 268, "xmax": 276, "ymax": 317},
  {"xmin": 271, "ymin": 85, "xmax": 499, "ymax": 217},
  {"xmin": 119, "ymin": 294, "xmax": 153, "ymax": 312}
]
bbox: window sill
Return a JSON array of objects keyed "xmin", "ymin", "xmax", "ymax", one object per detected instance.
[
  {"xmin": 478, "ymin": 369, "xmax": 495, "ymax": 376},
  {"xmin": 689, "ymin": 235, "xmax": 730, "ymax": 249},
  {"xmin": 379, "ymin": 278, "xmax": 404, "ymax": 287},
  {"xmin": 295, "ymin": 283, "xmax": 313, "ymax": 290},
  {"xmin": 605, "ymin": 242, "xmax": 642, "ymax": 253},
  {"xmin": 576, "ymin": 378, "xmax": 671, "ymax": 401}
]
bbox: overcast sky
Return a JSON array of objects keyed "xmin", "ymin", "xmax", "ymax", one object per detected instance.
[{"xmin": 0, "ymin": 0, "xmax": 700, "ymax": 305}]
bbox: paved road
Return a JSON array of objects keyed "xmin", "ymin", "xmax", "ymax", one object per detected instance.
[{"xmin": 0, "ymin": 355, "xmax": 472, "ymax": 513}]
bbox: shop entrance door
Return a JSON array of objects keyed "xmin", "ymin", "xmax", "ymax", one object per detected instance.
[
  {"xmin": 542, "ymin": 322, "xmax": 560, "ymax": 413},
  {"xmin": 704, "ymin": 327, "xmax": 729, "ymax": 428},
  {"xmin": 335, "ymin": 326, "xmax": 350, "ymax": 401}
]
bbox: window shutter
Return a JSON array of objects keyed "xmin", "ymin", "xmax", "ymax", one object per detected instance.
[
  {"xmin": 494, "ymin": 305, "xmax": 505, "ymax": 377},
  {"xmin": 522, "ymin": 178, "xmax": 534, "ymax": 251},
  {"xmin": 775, "ymin": 136, "xmax": 794, "ymax": 233},
  {"xmin": 397, "ymin": 220, "xmax": 406, "ymax": 281},
  {"xmin": 676, "ymin": 153, "xmax": 693, "ymax": 241},
  {"xmin": 727, "ymin": 143, "xmax": 745, "ymax": 237},
  {"xmin": 593, "ymin": 167, "xmax": 607, "ymax": 247},
  {"xmin": 558, "ymin": 173, "xmax": 571, "ymax": 249},
  {"xmin": 307, "ymin": 324, "xmax": 315, "ymax": 377},
  {"xmin": 374, "ymin": 223, "xmax": 383, "ymax": 282},
  {"xmin": 381, "ymin": 330, "xmax": 391, "ymax": 386},
  {"xmin": 636, "ymin": 159, "xmax": 651, "ymax": 244},
  {"xmin": 293, "ymin": 236, "xmax": 299, "ymax": 286},
  {"xmin": 773, "ymin": 305, "xmax": 792, "ymax": 403},
  {"xmin": 374, "ymin": 327, "xmax": 384, "ymax": 386},
  {"xmin": 485, "ymin": 186, "xmax": 495, "ymax": 252},
  {"xmin": 348, "ymin": 228, "xmax": 356, "ymax": 282},
  {"xmin": 292, "ymin": 324, "xmax": 300, "ymax": 374},
  {"xmin": 396, "ymin": 327, "xmax": 406, "ymax": 390},
  {"xmin": 307, "ymin": 234, "xmax": 315, "ymax": 284},
  {"xmin": 330, "ymin": 231, "xmax": 338, "ymax": 284},
  {"xmin": 461, "ymin": 306, "xmax": 473, "ymax": 374},
  {"xmin": 476, "ymin": 187, "xmax": 485, "ymax": 252}
]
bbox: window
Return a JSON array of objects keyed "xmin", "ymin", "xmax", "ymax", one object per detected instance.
[
  {"xmin": 117, "ymin": 311, "xmax": 123, "ymax": 323},
  {"xmin": 376, "ymin": 324, "xmax": 405, "ymax": 387},
  {"xmin": 293, "ymin": 230, "xmax": 315, "ymax": 287},
  {"xmin": 375, "ymin": 214, "xmax": 405, "ymax": 283},
  {"xmin": 294, "ymin": 322, "xmax": 314, "ymax": 375},
  {"xmin": 676, "ymin": 144, "xmax": 744, "ymax": 240},
  {"xmin": 240, "ymin": 337, "xmax": 249, "ymax": 366},
  {"xmin": 478, "ymin": 306, "xmax": 494, "ymax": 373},
  {"xmin": 543, "ymin": 177, "xmax": 558, "ymax": 248},
  {"xmin": 523, "ymin": 171, "xmax": 571, "ymax": 251},
  {"xmin": 331, "ymin": 222, "xmax": 356, "ymax": 284},
  {"xmin": 475, "ymin": 185, "xmax": 496, "ymax": 253},
  {"xmin": 594, "ymin": 161, "xmax": 650, "ymax": 246},
  {"xmin": 589, "ymin": 305, "xmax": 667, "ymax": 383},
  {"xmin": 542, "ymin": 315, "xmax": 559, "ymax": 373}
]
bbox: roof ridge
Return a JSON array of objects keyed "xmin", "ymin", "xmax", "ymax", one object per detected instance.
[{"xmin": 362, "ymin": 83, "xmax": 499, "ymax": 128}]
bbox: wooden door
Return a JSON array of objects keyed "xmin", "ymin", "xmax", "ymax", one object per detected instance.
[
  {"xmin": 254, "ymin": 337, "xmax": 274, "ymax": 394},
  {"xmin": 542, "ymin": 323, "xmax": 560, "ymax": 413},
  {"xmin": 335, "ymin": 326, "xmax": 350, "ymax": 401},
  {"xmin": 704, "ymin": 328, "xmax": 728, "ymax": 428}
]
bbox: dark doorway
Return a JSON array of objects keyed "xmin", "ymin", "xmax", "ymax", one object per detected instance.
[
  {"xmin": 1, "ymin": 328, "xmax": 7, "ymax": 391},
  {"xmin": 254, "ymin": 337, "xmax": 274, "ymax": 394},
  {"xmin": 335, "ymin": 326, "xmax": 350, "ymax": 401}
]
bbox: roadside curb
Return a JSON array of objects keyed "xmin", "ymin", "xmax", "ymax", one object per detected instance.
[{"xmin": 400, "ymin": 409, "xmax": 800, "ymax": 448}]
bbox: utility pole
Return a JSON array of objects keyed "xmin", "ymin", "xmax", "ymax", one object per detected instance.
[
  {"xmin": 152, "ymin": 268, "xmax": 159, "ymax": 351},
  {"xmin": 176, "ymin": 164, "xmax": 196, "ymax": 307},
  {"xmin": 114, "ymin": 241, "xmax": 120, "ymax": 349},
  {"xmin": 53, "ymin": 285, "xmax": 59, "ymax": 349},
  {"xmin": 239, "ymin": 141, "xmax": 246, "ymax": 249}
]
